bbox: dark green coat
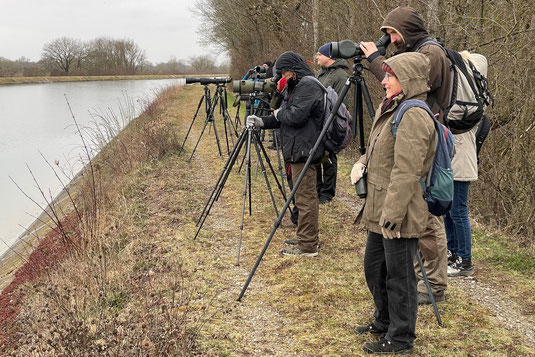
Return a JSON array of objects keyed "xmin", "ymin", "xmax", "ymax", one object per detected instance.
[{"xmin": 316, "ymin": 59, "xmax": 350, "ymax": 106}]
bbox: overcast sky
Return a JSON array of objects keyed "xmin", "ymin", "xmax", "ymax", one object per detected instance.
[{"xmin": 1, "ymin": 0, "xmax": 225, "ymax": 64}]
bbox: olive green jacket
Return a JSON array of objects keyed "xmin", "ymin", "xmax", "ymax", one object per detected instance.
[
  {"xmin": 316, "ymin": 59, "xmax": 350, "ymax": 106},
  {"xmin": 356, "ymin": 52, "xmax": 436, "ymax": 238}
]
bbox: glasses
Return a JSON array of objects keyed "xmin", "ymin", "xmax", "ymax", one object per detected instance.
[{"xmin": 383, "ymin": 73, "xmax": 395, "ymax": 82}]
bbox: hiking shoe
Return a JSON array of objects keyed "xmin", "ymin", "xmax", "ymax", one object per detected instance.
[
  {"xmin": 281, "ymin": 247, "xmax": 318, "ymax": 257},
  {"xmin": 354, "ymin": 323, "xmax": 387, "ymax": 336},
  {"xmin": 363, "ymin": 338, "xmax": 413, "ymax": 354},
  {"xmin": 319, "ymin": 196, "xmax": 333, "ymax": 204},
  {"xmin": 284, "ymin": 238, "xmax": 298, "ymax": 246},
  {"xmin": 418, "ymin": 292, "xmax": 445, "ymax": 305},
  {"xmin": 447, "ymin": 250, "xmax": 458, "ymax": 266},
  {"xmin": 447, "ymin": 257, "xmax": 474, "ymax": 277}
]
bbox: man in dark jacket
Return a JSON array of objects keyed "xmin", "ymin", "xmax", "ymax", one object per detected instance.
[
  {"xmin": 315, "ymin": 43, "xmax": 350, "ymax": 204},
  {"xmin": 359, "ymin": 6, "xmax": 451, "ymax": 305},
  {"xmin": 246, "ymin": 51, "xmax": 325, "ymax": 257}
]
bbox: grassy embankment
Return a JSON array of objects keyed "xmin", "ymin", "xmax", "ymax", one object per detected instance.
[{"xmin": 1, "ymin": 84, "xmax": 534, "ymax": 355}]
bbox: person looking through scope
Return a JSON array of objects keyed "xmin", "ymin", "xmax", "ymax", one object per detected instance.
[
  {"xmin": 358, "ymin": 5, "xmax": 452, "ymax": 306},
  {"xmin": 246, "ymin": 51, "xmax": 325, "ymax": 257},
  {"xmin": 351, "ymin": 52, "xmax": 436, "ymax": 355}
]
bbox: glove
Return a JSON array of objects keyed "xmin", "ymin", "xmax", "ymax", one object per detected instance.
[
  {"xmin": 246, "ymin": 115, "xmax": 264, "ymax": 128},
  {"xmin": 277, "ymin": 77, "xmax": 288, "ymax": 92},
  {"xmin": 350, "ymin": 162, "xmax": 366, "ymax": 184},
  {"xmin": 381, "ymin": 221, "xmax": 401, "ymax": 239},
  {"xmin": 273, "ymin": 108, "xmax": 282, "ymax": 120}
]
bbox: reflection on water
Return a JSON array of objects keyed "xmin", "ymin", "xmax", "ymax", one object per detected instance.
[{"xmin": 0, "ymin": 78, "xmax": 184, "ymax": 256}]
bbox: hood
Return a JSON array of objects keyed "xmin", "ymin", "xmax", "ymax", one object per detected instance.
[
  {"xmin": 384, "ymin": 52, "xmax": 430, "ymax": 100},
  {"xmin": 325, "ymin": 58, "xmax": 349, "ymax": 70},
  {"xmin": 274, "ymin": 51, "xmax": 315, "ymax": 80},
  {"xmin": 318, "ymin": 58, "xmax": 350, "ymax": 76},
  {"xmin": 381, "ymin": 6, "xmax": 429, "ymax": 52}
]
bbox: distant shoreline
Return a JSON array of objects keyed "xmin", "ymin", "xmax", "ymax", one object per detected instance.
[{"xmin": 0, "ymin": 74, "xmax": 228, "ymax": 85}]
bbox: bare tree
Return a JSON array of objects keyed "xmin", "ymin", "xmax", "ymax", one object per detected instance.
[
  {"xmin": 41, "ymin": 37, "xmax": 85, "ymax": 75},
  {"xmin": 113, "ymin": 39, "xmax": 147, "ymax": 75},
  {"xmin": 188, "ymin": 55, "xmax": 218, "ymax": 73}
]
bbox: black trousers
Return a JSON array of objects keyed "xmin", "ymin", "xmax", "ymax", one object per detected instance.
[
  {"xmin": 364, "ymin": 231, "xmax": 418, "ymax": 348},
  {"xmin": 316, "ymin": 152, "xmax": 337, "ymax": 199}
]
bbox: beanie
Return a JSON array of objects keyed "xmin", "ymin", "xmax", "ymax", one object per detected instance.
[
  {"xmin": 382, "ymin": 62, "xmax": 396, "ymax": 76},
  {"xmin": 317, "ymin": 43, "xmax": 331, "ymax": 58}
]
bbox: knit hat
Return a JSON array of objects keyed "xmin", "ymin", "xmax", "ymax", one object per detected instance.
[
  {"xmin": 317, "ymin": 43, "xmax": 331, "ymax": 58},
  {"xmin": 382, "ymin": 62, "xmax": 396, "ymax": 76}
]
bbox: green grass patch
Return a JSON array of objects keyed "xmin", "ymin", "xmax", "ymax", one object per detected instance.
[{"xmin": 472, "ymin": 228, "xmax": 535, "ymax": 274}]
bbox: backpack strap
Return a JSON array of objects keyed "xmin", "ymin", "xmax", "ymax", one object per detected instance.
[
  {"xmin": 301, "ymin": 75, "xmax": 327, "ymax": 93},
  {"xmin": 414, "ymin": 37, "xmax": 447, "ymax": 56},
  {"xmin": 391, "ymin": 99, "xmax": 435, "ymax": 138},
  {"xmin": 391, "ymin": 99, "xmax": 438, "ymax": 194}
]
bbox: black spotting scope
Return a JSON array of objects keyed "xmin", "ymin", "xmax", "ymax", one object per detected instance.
[{"xmin": 330, "ymin": 34, "xmax": 391, "ymax": 59}]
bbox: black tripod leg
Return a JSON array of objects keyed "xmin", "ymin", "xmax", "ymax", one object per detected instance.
[
  {"xmin": 179, "ymin": 95, "xmax": 205, "ymax": 155},
  {"xmin": 252, "ymin": 132, "xmax": 279, "ymax": 217},
  {"xmin": 195, "ymin": 129, "xmax": 248, "ymax": 229},
  {"xmin": 209, "ymin": 94, "xmax": 223, "ymax": 157},
  {"xmin": 237, "ymin": 129, "xmax": 253, "ymax": 266},
  {"xmin": 237, "ymin": 147, "xmax": 247, "ymax": 174},
  {"xmin": 355, "ymin": 83, "xmax": 366, "ymax": 155},
  {"xmin": 417, "ymin": 251, "xmax": 443, "ymax": 326},
  {"xmin": 223, "ymin": 111, "xmax": 231, "ymax": 155},
  {"xmin": 214, "ymin": 129, "xmax": 247, "ymax": 202},
  {"xmin": 359, "ymin": 77, "xmax": 376, "ymax": 120},
  {"xmin": 235, "ymin": 102, "xmax": 242, "ymax": 128},
  {"xmin": 224, "ymin": 105, "xmax": 240, "ymax": 138},
  {"xmin": 273, "ymin": 132, "xmax": 287, "ymax": 196},
  {"xmin": 188, "ymin": 116, "xmax": 212, "ymax": 162},
  {"xmin": 255, "ymin": 131, "xmax": 293, "ymax": 212},
  {"xmin": 193, "ymin": 130, "xmax": 247, "ymax": 240}
]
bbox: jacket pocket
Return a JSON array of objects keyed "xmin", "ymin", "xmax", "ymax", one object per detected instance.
[{"xmin": 364, "ymin": 181, "xmax": 384, "ymax": 223}]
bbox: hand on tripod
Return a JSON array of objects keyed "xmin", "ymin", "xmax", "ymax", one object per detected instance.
[{"xmin": 246, "ymin": 115, "xmax": 264, "ymax": 128}]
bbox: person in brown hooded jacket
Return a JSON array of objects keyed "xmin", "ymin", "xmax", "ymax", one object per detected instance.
[
  {"xmin": 359, "ymin": 5, "xmax": 451, "ymax": 305},
  {"xmin": 351, "ymin": 52, "xmax": 435, "ymax": 354}
]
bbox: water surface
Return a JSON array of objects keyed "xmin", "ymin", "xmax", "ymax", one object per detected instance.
[{"xmin": 0, "ymin": 78, "xmax": 185, "ymax": 256}]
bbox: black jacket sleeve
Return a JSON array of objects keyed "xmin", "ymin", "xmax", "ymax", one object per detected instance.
[{"xmin": 262, "ymin": 115, "xmax": 281, "ymax": 129}]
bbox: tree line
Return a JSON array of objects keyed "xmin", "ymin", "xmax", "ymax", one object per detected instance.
[
  {"xmin": 0, "ymin": 36, "xmax": 228, "ymax": 77},
  {"xmin": 195, "ymin": 0, "xmax": 535, "ymax": 245}
]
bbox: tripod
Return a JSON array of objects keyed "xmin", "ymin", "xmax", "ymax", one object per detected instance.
[
  {"xmin": 237, "ymin": 57, "xmax": 443, "ymax": 326},
  {"xmin": 194, "ymin": 93, "xmax": 296, "ymax": 266},
  {"xmin": 179, "ymin": 83, "xmax": 238, "ymax": 161}
]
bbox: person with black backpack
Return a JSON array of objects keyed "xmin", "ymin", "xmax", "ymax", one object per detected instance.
[
  {"xmin": 351, "ymin": 52, "xmax": 436, "ymax": 355},
  {"xmin": 359, "ymin": 5, "xmax": 451, "ymax": 306},
  {"xmin": 246, "ymin": 51, "xmax": 325, "ymax": 257},
  {"xmin": 315, "ymin": 43, "xmax": 350, "ymax": 204}
]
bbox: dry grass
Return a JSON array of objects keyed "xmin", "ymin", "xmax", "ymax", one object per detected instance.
[{"xmin": 2, "ymin": 84, "xmax": 535, "ymax": 356}]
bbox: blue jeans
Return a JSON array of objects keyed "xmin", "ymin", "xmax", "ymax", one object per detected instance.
[{"xmin": 444, "ymin": 181, "xmax": 472, "ymax": 260}]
